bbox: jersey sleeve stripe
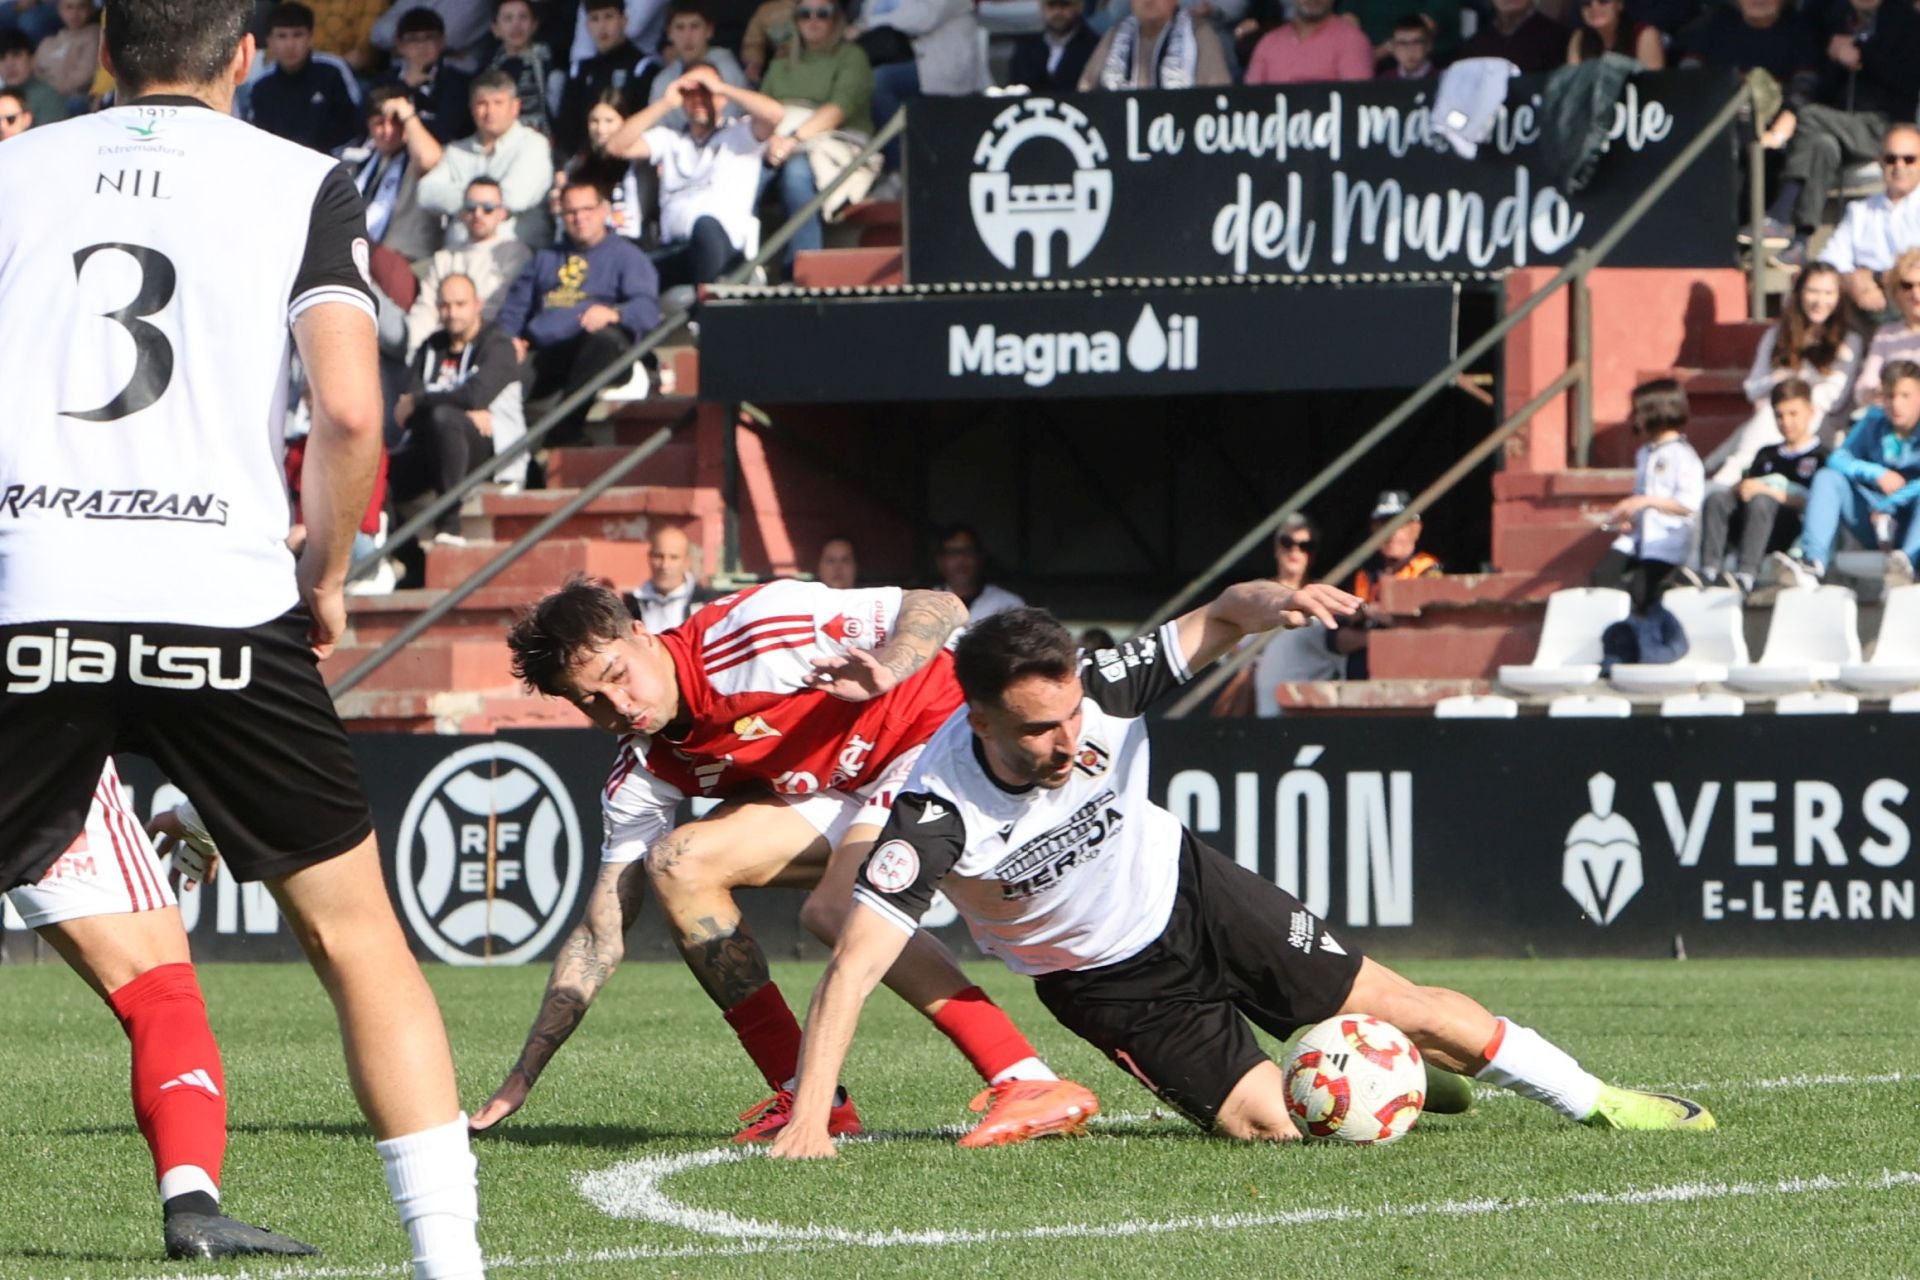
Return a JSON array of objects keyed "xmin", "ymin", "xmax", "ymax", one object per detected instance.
[
  {"xmin": 852, "ymin": 886, "xmax": 922, "ymax": 936},
  {"xmin": 289, "ymin": 285, "xmax": 378, "ymax": 324},
  {"xmin": 700, "ymin": 614, "xmax": 817, "ymax": 665},
  {"xmin": 1159, "ymin": 620, "xmax": 1192, "ymax": 683},
  {"xmin": 705, "ymin": 632, "xmax": 817, "ymax": 676}
]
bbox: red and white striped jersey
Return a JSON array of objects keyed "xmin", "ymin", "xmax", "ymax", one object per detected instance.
[{"xmin": 601, "ymin": 580, "xmax": 962, "ymax": 864}]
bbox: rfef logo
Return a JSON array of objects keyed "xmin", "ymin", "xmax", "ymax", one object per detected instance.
[{"xmin": 395, "ymin": 743, "xmax": 585, "ymax": 966}]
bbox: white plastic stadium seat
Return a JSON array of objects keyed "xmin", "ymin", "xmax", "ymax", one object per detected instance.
[
  {"xmin": 1725, "ymin": 586, "xmax": 1861, "ymax": 693},
  {"xmin": 1547, "ymin": 694, "xmax": 1633, "ymax": 718},
  {"xmin": 1433, "ymin": 694, "xmax": 1520, "ymax": 719},
  {"xmin": 1660, "ymin": 692, "xmax": 1747, "ymax": 717},
  {"xmin": 1774, "ymin": 690, "xmax": 1860, "ymax": 715},
  {"xmin": 1610, "ymin": 587, "xmax": 1749, "ymax": 693},
  {"xmin": 1839, "ymin": 585, "xmax": 1920, "ymax": 694},
  {"xmin": 1498, "ymin": 588, "xmax": 1631, "ymax": 694},
  {"xmin": 1891, "ymin": 691, "xmax": 1920, "ymax": 713}
]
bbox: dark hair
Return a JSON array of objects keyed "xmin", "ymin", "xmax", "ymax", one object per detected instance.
[
  {"xmin": 668, "ymin": 0, "xmax": 712, "ymax": 20},
  {"xmin": 0, "ymin": 29, "xmax": 29, "ymax": 56},
  {"xmin": 1770, "ymin": 376, "xmax": 1814, "ymax": 409},
  {"xmin": 396, "ymin": 5, "xmax": 447, "ymax": 35},
  {"xmin": 366, "ymin": 81, "xmax": 410, "ymax": 116},
  {"xmin": 465, "ymin": 174, "xmax": 504, "ymax": 195},
  {"xmin": 0, "ymin": 86, "xmax": 28, "ymax": 112},
  {"xmin": 953, "ymin": 607, "xmax": 1079, "ymax": 708},
  {"xmin": 936, "ymin": 523, "xmax": 982, "ymax": 552},
  {"xmin": 1077, "ymin": 626, "xmax": 1117, "ymax": 652},
  {"xmin": 585, "ymin": 0, "xmax": 627, "ymax": 13},
  {"xmin": 507, "ymin": 575, "xmax": 634, "ymax": 695},
  {"xmin": 267, "ymin": 2, "xmax": 315, "ymax": 32},
  {"xmin": 494, "ymin": 0, "xmax": 534, "ymax": 13},
  {"xmin": 1882, "ymin": 358, "xmax": 1920, "ymax": 394},
  {"xmin": 471, "ymin": 68, "xmax": 518, "ymax": 96},
  {"xmin": 103, "ymin": 0, "xmax": 252, "ymax": 91},
  {"xmin": 1629, "ymin": 377, "xmax": 1689, "ymax": 435},
  {"xmin": 1391, "ymin": 13, "xmax": 1430, "ymax": 36},
  {"xmin": 1775, "ymin": 263, "xmax": 1857, "ymax": 376},
  {"xmin": 561, "ymin": 176, "xmax": 610, "ymax": 203}
]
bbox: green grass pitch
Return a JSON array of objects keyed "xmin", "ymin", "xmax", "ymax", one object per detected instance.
[{"xmin": 2, "ymin": 957, "xmax": 1915, "ymax": 1279}]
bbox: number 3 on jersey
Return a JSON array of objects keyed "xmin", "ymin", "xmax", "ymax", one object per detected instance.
[{"xmin": 63, "ymin": 242, "xmax": 177, "ymax": 423}]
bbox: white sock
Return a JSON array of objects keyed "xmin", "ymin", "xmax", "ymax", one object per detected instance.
[
  {"xmin": 158, "ymin": 1165, "xmax": 219, "ymax": 1204},
  {"xmin": 377, "ymin": 1114, "xmax": 484, "ymax": 1280},
  {"xmin": 989, "ymin": 1057, "xmax": 1058, "ymax": 1086},
  {"xmin": 1472, "ymin": 1018, "xmax": 1602, "ymax": 1122}
]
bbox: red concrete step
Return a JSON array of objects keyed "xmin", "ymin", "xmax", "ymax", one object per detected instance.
[
  {"xmin": 1367, "ymin": 619, "xmax": 1544, "ymax": 681},
  {"xmin": 1378, "ymin": 571, "xmax": 1588, "ymax": 613},
  {"xmin": 1700, "ymin": 320, "xmax": 1771, "ymax": 369},
  {"xmin": 319, "ymin": 637, "xmax": 516, "ymax": 695},
  {"xmin": 1492, "ymin": 519, "xmax": 1615, "ymax": 577},
  {"xmin": 545, "ymin": 445, "xmax": 672, "ymax": 489},
  {"xmin": 344, "ymin": 586, "xmax": 531, "ymax": 646},
  {"xmin": 424, "ymin": 537, "xmax": 649, "ymax": 593},
  {"xmin": 793, "ymin": 247, "xmax": 904, "ymax": 290},
  {"xmin": 833, "ymin": 200, "xmax": 902, "ymax": 249},
  {"xmin": 1589, "ymin": 411, "xmax": 1743, "ymax": 469},
  {"xmin": 475, "ymin": 485, "xmax": 711, "ymax": 543}
]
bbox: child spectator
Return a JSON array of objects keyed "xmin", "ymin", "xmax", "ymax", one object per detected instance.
[
  {"xmin": 1705, "ymin": 263, "xmax": 1860, "ymax": 487},
  {"xmin": 488, "ymin": 0, "xmax": 559, "ymax": 136},
  {"xmin": 648, "ymin": 0, "xmax": 747, "ymax": 127},
  {"xmin": 561, "ymin": 88, "xmax": 647, "ymax": 242},
  {"xmin": 1698, "ymin": 378, "xmax": 1827, "ymax": 594},
  {"xmin": 1594, "ymin": 378, "xmax": 1704, "ymax": 613},
  {"xmin": 0, "ymin": 28, "xmax": 64, "ymax": 122},
  {"xmin": 555, "ymin": 0, "xmax": 656, "ymax": 159},
  {"xmin": 1855, "ymin": 248, "xmax": 1920, "ymax": 410},
  {"xmin": 1769, "ymin": 358, "xmax": 1920, "ymax": 592},
  {"xmin": 1377, "ymin": 13, "xmax": 1434, "ymax": 79},
  {"xmin": 1566, "ymin": 0, "xmax": 1663, "ymax": 67},
  {"xmin": 33, "ymin": 0, "xmax": 98, "ymax": 111}
]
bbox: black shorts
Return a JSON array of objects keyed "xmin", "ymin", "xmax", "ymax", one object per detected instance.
[
  {"xmin": 1033, "ymin": 833, "xmax": 1365, "ymax": 1129},
  {"xmin": 0, "ymin": 609, "xmax": 373, "ymax": 890}
]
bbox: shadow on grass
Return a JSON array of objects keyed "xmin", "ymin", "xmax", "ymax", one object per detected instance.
[{"xmin": 473, "ymin": 1122, "xmax": 723, "ymax": 1148}]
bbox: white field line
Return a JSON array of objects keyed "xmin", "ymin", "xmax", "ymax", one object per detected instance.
[{"xmin": 1470, "ymin": 1069, "xmax": 1913, "ymax": 1103}]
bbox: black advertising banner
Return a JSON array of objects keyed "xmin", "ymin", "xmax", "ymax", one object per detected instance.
[
  {"xmin": 903, "ymin": 71, "xmax": 1738, "ymax": 283},
  {"xmin": 11, "ymin": 716, "xmax": 1912, "ymax": 964},
  {"xmin": 698, "ymin": 280, "xmax": 1458, "ymax": 402}
]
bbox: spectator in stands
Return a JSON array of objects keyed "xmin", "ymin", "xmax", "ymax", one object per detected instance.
[
  {"xmin": 347, "ymin": 84, "xmax": 447, "ymax": 261},
  {"xmin": 1770, "ymin": 356, "xmax": 1920, "ymax": 590},
  {"xmin": 1857, "ymin": 248, "xmax": 1920, "ymax": 409},
  {"xmin": 1818, "ymin": 122, "xmax": 1920, "ymax": 318},
  {"xmin": 33, "ymin": 0, "xmax": 100, "ymax": 111},
  {"xmin": 372, "ymin": 0, "xmax": 494, "ymax": 64},
  {"xmin": 935, "ymin": 524, "xmax": 1024, "ymax": 622},
  {"xmin": 252, "ymin": 3, "xmax": 362, "ymax": 153},
  {"xmin": 1250, "ymin": 514, "xmax": 1343, "ymax": 715},
  {"xmin": 1680, "ymin": 0, "xmax": 1817, "ymax": 92},
  {"xmin": 1335, "ymin": 490, "xmax": 1442, "ymax": 679},
  {"xmin": 816, "ymin": 535, "xmax": 858, "ymax": 587},
  {"xmin": 1246, "ymin": 0, "xmax": 1372, "ymax": 85},
  {"xmin": 1010, "ymin": 0, "xmax": 1095, "ymax": 91},
  {"xmin": 309, "ymin": 0, "xmax": 387, "ymax": 72},
  {"xmin": 0, "ymin": 29, "xmax": 63, "ymax": 122},
  {"xmin": 561, "ymin": 88, "xmax": 649, "ymax": 242},
  {"xmin": 1699, "ymin": 378, "xmax": 1827, "ymax": 593},
  {"xmin": 1377, "ymin": 14, "xmax": 1435, "ymax": 79},
  {"xmin": 1706, "ymin": 263, "xmax": 1860, "ymax": 487},
  {"xmin": 1458, "ymin": 0, "xmax": 1566, "ymax": 73},
  {"xmin": 0, "ymin": 84, "xmax": 29, "ymax": 137},
  {"xmin": 393, "ymin": 274, "xmax": 529, "ymax": 544},
  {"xmin": 545, "ymin": 0, "xmax": 675, "ymax": 85},
  {"xmin": 1567, "ymin": 0, "xmax": 1663, "ymax": 66},
  {"xmin": 381, "ymin": 7, "xmax": 476, "ymax": 143},
  {"xmin": 418, "ymin": 69, "xmax": 558, "ymax": 248},
  {"xmin": 760, "ymin": 2, "xmax": 875, "ymax": 262},
  {"xmin": 497, "ymin": 179, "xmax": 662, "ymax": 444},
  {"xmin": 649, "ymin": 0, "xmax": 748, "ymax": 126},
  {"xmin": 1342, "ymin": 0, "xmax": 1461, "ymax": 65},
  {"xmin": 556, "ymin": 0, "xmax": 657, "ymax": 159},
  {"xmin": 741, "ymin": 0, "xmax": 795, "ymax": 83},
  {"xmin": 1080, "ymin": 0, "xmax": 1231, "ymax": 90},
  {"xmin": 0, "ymin": 0, "xmax": 60, "ymax": 47},
  {"xmin": 489, "ymin": 0, "xmax": 559, "ymax": 136},
  {"xmin": 859, "ymin": 0, "xmax": 986, "ymax": 152},
  {"xmin": 1594, "ymin": 379, "xmax": 1704, "ymax": 614},
  {"xmin": 408, "ymin": 176, "xmax": 534, "ymax": 356},
  {"xmin": 611, "ymin": 66, "xmax": 782, "ymax": 288},
  {"xmin": 628, "ymin": 524, "xmax": 720, "ymax": 627},
  {"xmin": 1759, "ymin": 0, "xmax": 1920, "ymax": 266}
]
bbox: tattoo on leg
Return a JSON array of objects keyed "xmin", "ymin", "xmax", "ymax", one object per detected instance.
[{"xmin": 678, "ymin": 914, "xmax": 772, "ymax": 1009}]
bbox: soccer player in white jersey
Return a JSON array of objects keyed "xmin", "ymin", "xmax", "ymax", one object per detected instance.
[
  {"xmin": 0, "ymin": 4, "xmax": 482, "ymax": 1273},
  {"xmin": 771, "ymin": 592, "xmax": 1716, "ymax": 1158},
  {"xmin": 8, "ymin": 762, "xmax": 317, "ymax": 1259}
]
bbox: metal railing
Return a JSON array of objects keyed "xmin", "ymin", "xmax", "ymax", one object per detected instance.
[
  {"xmin": 332, "ymin": 113, "xmax": 906, "ymax": 700},
  {"xmin": 1157, "ymin": 72, "xmax": 1764, "ymax": 718}
]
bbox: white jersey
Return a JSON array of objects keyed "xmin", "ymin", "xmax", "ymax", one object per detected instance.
[
  {"xmin": 854, "ymin": 622, "xmax": 1193, "ymax": 976},
  {"xmin": 0, "ymin": 98, "xmax": 377, "ymax": 627}
]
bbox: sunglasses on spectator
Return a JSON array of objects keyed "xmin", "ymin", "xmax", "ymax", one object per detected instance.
[
  {"xmin": 1277, "ymin": 536, "xmax": 1314, "ymax": 551},
  {"xmin": 463, "ymin": 200, "xmax": 503, "ymax": 213},
  {"xmin": 794, "ymin": 6, "xmax": 836, "ymax": 18},
  {"xmin": 1884, "ymin": 152, "xmax": 1920, "ymax": 166}
]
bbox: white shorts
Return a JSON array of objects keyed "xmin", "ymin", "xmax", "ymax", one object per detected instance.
[
  {"xmin": 5, "ymin": 760, "xmax": 176, "ymax": 930},
  {"xmin": 777, "ymin": 746, "xmax": 924, "ymax": 849}
]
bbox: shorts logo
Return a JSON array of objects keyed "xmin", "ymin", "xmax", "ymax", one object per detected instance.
[
  {"xmin": 866, "ymin": 840, "xmax": 920, "ymax": 893},
  {"xmin": 4, "ymin": 629, "xmax": 251, "ymax": 694},
  {"xmin": 395, "ymin": 743, "xmax": 585, "ymax": 967}
]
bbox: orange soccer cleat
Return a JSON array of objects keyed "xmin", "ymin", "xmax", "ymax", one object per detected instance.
[
  {"xmin": 957, "ymin": 1078, "xmax": 1100, "ymax": 1149},
  {"xmin": 733, "ymin": 1088, "xmax": 864, "ymax": 1144}
]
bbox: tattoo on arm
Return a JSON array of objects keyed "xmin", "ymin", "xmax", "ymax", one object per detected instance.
[
  {"xmin": 510, "ymin": 874, "xmax": 629, "ymax": 1083},
  {"xmin": 873, "ymin": 590, "xmax": 967, "ymax": 685},
  {"xmin": 677, "ymin": 913, "xmax": 773, "ymax": 1009}
]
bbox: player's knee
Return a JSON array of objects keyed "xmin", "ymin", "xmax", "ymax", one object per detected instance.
[
  {"xmin": 643, "ymin": 833, "xmax": 719, "ymax": 899},
  {"xmin": 798, "ymin": 889, "xmax": 847, "ymax": 946}
]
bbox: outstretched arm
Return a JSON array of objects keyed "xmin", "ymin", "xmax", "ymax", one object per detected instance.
[
  {"xmin": 808, "ymin": 588, "xmax": 967, "ymax": 701},
  {"xmin": 1171, "ymin": 579, "xmax": 1363, "ymax": 674},
  {"xmin": 470, "ymin": 859, "xmax": 648, "ymax": 1131},
  {"xmin": 767, "ymin": 905, "xmax": 914, "ymax": 1159}
]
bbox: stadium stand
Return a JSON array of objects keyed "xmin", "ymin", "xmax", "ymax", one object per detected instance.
[
  {"xmin": 1496, "ymin": 587, "xmax": 1630, "ymax": 695},
  {"xmin": 1724, "ymin": 585, "xmax": 1862, "ymax": 694}
]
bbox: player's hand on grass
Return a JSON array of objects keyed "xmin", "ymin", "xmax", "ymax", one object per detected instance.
[
  {"xmin": 470, "ymin": 1071, "xmax": 534, "ymax": 1132},
  {"xmin": 1279, "ymin": 583, "xmax": 1363, "ymax": 631},
  {"xmin": 807, "ymin": 647, "xmax": 897, "ymax": 702},
  {"xmin": 766, "ymin": 1122, "xmax": 838, "ymax": 1160}
]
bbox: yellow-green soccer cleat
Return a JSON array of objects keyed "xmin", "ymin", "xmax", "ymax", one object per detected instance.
[{"xmin": 1583, "ymin": 1085, "xmax": 1716, "ymax": 1132}]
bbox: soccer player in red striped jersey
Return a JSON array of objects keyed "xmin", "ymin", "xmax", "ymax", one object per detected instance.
[
  {"xmin": 6, "ymin": 760, "xmax": 315, "ymax": 1259},
  {"xmin": 474, "ymin": 575, "xmax": 1096, "ymax": 1147}
]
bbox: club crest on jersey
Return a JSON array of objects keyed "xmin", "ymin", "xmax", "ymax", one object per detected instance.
[
  {"xmin": 1074, "ymin": 741, "xmax": 1111, "ymax": 778},
  {"xmin": 821, "ymin": 614, "xmax": 862, "ymax": 643},
  {"xmin": 866, "ymin": 840, "xmax": 920, "ymax": 893},
  {"xmin": 733, "ymin": 714, "xmax": 780, "ymax": 741}
]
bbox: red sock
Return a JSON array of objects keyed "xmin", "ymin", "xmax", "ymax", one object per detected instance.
[
  {"xmin": 106, "ymin": 964, "xmax": 227, "ymax": 1203},
  {"xmin": 932, "ymin": 987, "xmax": 1039, "ymax": 1083},
  {"xmin": 721, "ymin": 982, "xmax": 803, "ymax": 1090}
]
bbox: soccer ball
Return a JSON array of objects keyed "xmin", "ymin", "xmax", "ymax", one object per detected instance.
[{"xmin": 1281, "ymin": 1015, "xmax": 1426, "ymax": 1145}]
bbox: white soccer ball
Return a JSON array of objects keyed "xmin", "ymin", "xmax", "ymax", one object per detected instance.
[{"xmin": 1281, "ymin": 1014, "xmax": 1426, "ymax": 1145}]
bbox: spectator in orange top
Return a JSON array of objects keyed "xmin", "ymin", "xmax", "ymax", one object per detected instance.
[{"xmin": 1336, "ymin": 490, "xmax": 1442, "ymax": 679}]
